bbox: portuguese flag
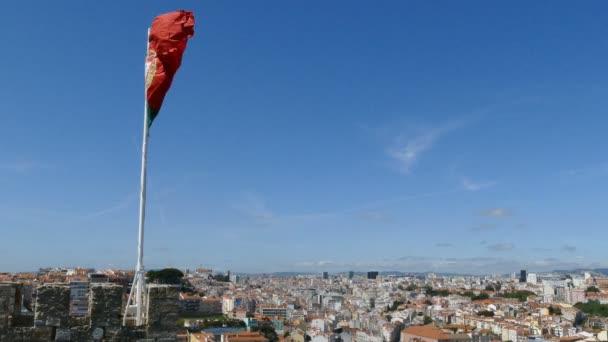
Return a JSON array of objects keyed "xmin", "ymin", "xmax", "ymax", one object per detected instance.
[{"xmin": 145, "ymin": 10, "xmax": 195, "ymax": 127}]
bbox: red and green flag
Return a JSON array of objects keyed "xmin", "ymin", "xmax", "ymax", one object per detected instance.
[{"xmin": 145, "ymin": 10, "xmax": 195, "ymax": 127}]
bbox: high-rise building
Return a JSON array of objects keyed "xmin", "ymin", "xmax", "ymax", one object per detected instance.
[
  {"xmin": 367, "ymin": 271, "xmax": 379, "ymax": 280},
  {"xmin": 520, "ymin": 270, "xmax": 527, "ymax": 283},
  {"xmin": 322, "ymin": 272, "xmax": 329, "ymax": 280},
  {"xmin": 348, "ymin": 271, "xmax": 354, "ymax": 279}
]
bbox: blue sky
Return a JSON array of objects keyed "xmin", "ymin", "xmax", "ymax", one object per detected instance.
[{"xmin": 1, "ymin": 1, "xmax": 608, "ymax": 274}]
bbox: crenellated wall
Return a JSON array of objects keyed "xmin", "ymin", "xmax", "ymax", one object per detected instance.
[{"xmin": 0, "ymin": 282, "xmax": 181, "ymax": 342}]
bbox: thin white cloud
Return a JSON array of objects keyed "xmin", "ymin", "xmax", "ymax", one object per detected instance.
[
  {"xmin": 237, "ymin": 192, "xmax": 275, "ymax": 224},
  {"xmin": 561, "ymin": 162, "xmax": 608, "ymax": 178},
  {"xmin": 318, "ymin": 260, "xmax": 334, "ymax": 266},
  {"xmin": 481, "ymin": 208, "xmax": 512, "ymax": 218},
  {"xmin": 562, "ymin": 245, "xmax": 577, "ymax": 252},
  {"xmin": 0, "ymin": 161, "xmax": 54, "ymax": 173},
  {"xmin": 362, "ymin": 211, "xmax": 391, "ymax": 222},
  {"xmin": 287, "ymin": 255, "xmax": 603, "ymax": 275},
  {"xmin": 461, "ymin": 178, "xmax": 497, "ymax": 191},
  {"xmin": 469, "ymin": 223, "xmax": 497, "ymax": 232},
  {"xmin": 285, "ymin": 188, "xmax": 461, "ymax": 221},
  {"xmin": 488, "ymin": 243, "xmax": 514, "ymax": 251},
  {"xmin": 84, "ymin": 192, "xmax": 138, "ymax": 219},
  {"xmin": 387, "ymin": 121, "xmax": 463, "ymax": 174}
]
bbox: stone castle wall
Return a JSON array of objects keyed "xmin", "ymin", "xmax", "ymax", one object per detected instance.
[{"xmin": 0, "ymin": 282, "xmax": 180, "ymax": 342}]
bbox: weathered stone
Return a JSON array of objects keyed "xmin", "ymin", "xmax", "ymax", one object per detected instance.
[
  {"xmin": 30, "ymin": 326, "xmax": 54, "ymax": 342},
  {"xmin": 54, "ymin": 328, "xmax": 71, "ymax": 341},
  {"xmin": 91, "ymin": 327, "xmax": 104, "ymax": 340},
  {"xmin": 0, "ymin": 282, "xmax": 179, "ymax": 341},
  {"xmin": 89, "ymin": 283, "xmax": 123, "ymax": 327},
  {"xmin": 12, "ymin": 313, "xmax": 35, "ymax": 327},
  {"xmin": 146, "ymin": 284, "xmax": 179, "ymax": 331},
  {"xmin": 0, "ymin": 296, "xmax": 9, "ymax": 329},
  {"xmin": 0, "ymin": 326, "xmax": 52, "ymax": 342},
  {"xmin": 0, "ymin": 282, "xmax": 23, "ymax": 315},
  {"xmin": 69, "ymin": 325, "xmax": 92, "ymax": 341},
  {"xmin": 35, "ymin": 284, "xmax": 70, "ymax": 327},
  {"xmin": 69, "ymin": 315, "xmax": 89, "ymax": 327},
  {"xmin": 0, "ymin": 282, "xmax": 23, "ymax": 329}
]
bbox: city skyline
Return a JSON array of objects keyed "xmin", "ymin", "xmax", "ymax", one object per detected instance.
[{"xmin": 2, "ymin": 1, "xmax": 608, "ymax": 273}]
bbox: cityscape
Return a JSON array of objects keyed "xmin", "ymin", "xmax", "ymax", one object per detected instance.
[
  {"xmin": 3, "ymin": 267, "xmax": 608, "ymax": 341},
  {"xmin": 3, "ymin": 1, "xmax": 608, "ymax": 342}
]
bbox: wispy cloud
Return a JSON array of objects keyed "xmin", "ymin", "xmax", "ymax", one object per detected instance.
[
  {"xmin": 84, "ymin": 192, "xmax": 138, "ymax": 219},
  {"xmin": 561, "ymin": 162, "xmax": 608, "ymax": 179},
  {"xmin": 236, "ymin": 192, "xmax": 275, "ymax": 224},
  {"xmin": 461, "ymin": 178, "xmax": 497, "ymax": 191},
  {"xmin": 488, "ymin": 243, "xmax": 514, "ymax": 251},
  {"xmin": 562, "ymin": 245, "xmax": 577, "ymax": 252},
  {"xmin": 362, "ymin": 211, "xmax": 391, "ymax": 222},
  {"xmin": 0, "ymin": 161, "xmax": 54, "ymax": 173},
  {"xmin": 285, "ymin": 188, "xmax": 461, "ymax": 221},
  {"xmin": 387, "ymin": 121, "xmax": 463, "ymax": 174},
  {"xmin": 435, "ymin": 243, "xmax": 453, "ymax": 248},
  {"xmin": 294, "ymin": 260, "xmax": 336, "ymax": 268},
  {"xmin": 287, "ymin": 255, "xmax": 603, "ymax": 275},
  {"xmin": 515, "ymin": 223, "xmax": 526, "ymax": 230},
  {"xmin": 481, "ymin": 208, "xmax": 512, "ymax": 218},
  {"xmin": 470, "ymin": 223, "xmax": 497, "ymax": 232}
]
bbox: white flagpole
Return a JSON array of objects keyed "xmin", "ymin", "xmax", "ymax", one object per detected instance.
[{"xmin": 124, "ymin": 27, "xmax": 151, "ymax": 326}]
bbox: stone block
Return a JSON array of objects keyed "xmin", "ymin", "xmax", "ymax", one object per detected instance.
[
  {"xmin": 35, "ymin": 284, "xmax": 70, "ymax": 327},
  {"xmin": 0, "ymin": 326, "xmax": 52, "ymax": 342},
  {"xmin": 30, "ymin": 326, "xmax": 54, "ymax": 342},
  {"xmin": 0, "ymin": 296, "xmax": 9, "ymax": 329},
  {"xmin": 0, "ymin": 282, "xmax": 23, "ymax": 315},
  {"xmin": 0, "ymin": 282, "xmax": 23, "ymax": 329},
  {"xmin": 55, "ymin": 327, "xmax": 71, "ymax": 341},
  {"xmin": 92, "ymin": 327, "xmax": 104, "ymax": 340},
  {"xmin": 89, "ymin": 283, "xmax": 123, "ymax": 327},
  {"xmin": 69, "ymin": 325, "xmax": 93, "ymax": 341},
  {"xmin": 12, "ymin": 313, "xmax": 35, "ymax": 327},
  {"xmin": 146, "ymin": 284, "xmax": 179, "ymax": 330}
]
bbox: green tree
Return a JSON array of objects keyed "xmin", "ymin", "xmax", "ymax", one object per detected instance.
[
  {"xmin": 485, "ymin": 285, "xmax": 495, "ymax": 291},
  {"xmin": 477, "ymin": 310, "xmax": 494, "ymax": 317},
  {"xmin": 473, "ymin": 293, "xmax": 490, "ymax": 301},
  {"xmin": 500, "ymin": 291, "xmax": 534, "ymax": 302},
  {"xmin": 211, "ymin": 273, "xmax": 230, "ymax": 282},
  {"xmin": 548, "ymin": 306, "xmax": 562, "ymax": 315},
  {"xmin": 575, "ymin": 300, "xmax": 608, "ymax": 317},
  {"xmin": 424, "ymin": 300, "xmax": 433, "ymax": 305},
  {"xmin": 423, "ymin": 315, "xmax": 433, "ymax": 325},
  {"xmin": 406, "ymin": 284, "xmax": 418, "ymax": 291},
  {"xmin": 389, "ymin": 300, "xmax": 404, "ymax": 311},
  {"xmin": 253, "ymin": 319, "xmax": 279, "ymax": 342},
  {"xmin": 146, "ymin": 268, "xmax": 184, "ymax": 284},
  {"xmin": 586, "ymin": 286, "xmax": 600, "ymax": 293}
]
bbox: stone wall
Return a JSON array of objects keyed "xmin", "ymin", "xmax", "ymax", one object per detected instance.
[
  {"xmin": 35, "ymin": 284, "xmax": 71, "ymax": 327},
  {"xmin": 0, "ymin": 282, "xmax": 181, "ymax": 342},
  {"xmin": 147, "ymin": 284, "xmax": 180, "ymax": 332},
  {"xmin": 0, "ymin": 282, "xmax": 23, "ymax": 329}
]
